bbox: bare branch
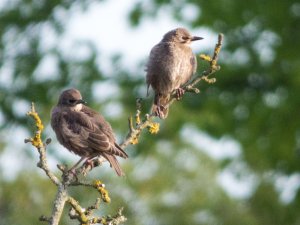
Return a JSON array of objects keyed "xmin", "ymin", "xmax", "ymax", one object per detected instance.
[{"xmin": 25, "ymin": 102, "xmax": 59, "ymax": 185}]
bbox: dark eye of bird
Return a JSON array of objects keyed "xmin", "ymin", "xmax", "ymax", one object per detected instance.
[
  {"xmin": 182, "ymin": 36, "xmax": 189, "ymax": 40},
  {"xmin": 68, "ymin": 99, "xmax": 77, "ymax": 104}
]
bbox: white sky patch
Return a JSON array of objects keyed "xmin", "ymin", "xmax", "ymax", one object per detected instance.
[
  {"xmin": 33, "ymin": 53, "xmax": 59, "ymax": 82},
  {"xmin": 174, "ymin": 148, "xmax": 199, "ymax": 172},
  {"xmin": 161, "ymin": 191, "xmax": 182, "ymax": 206},
  {"xmin": 92, "ymin": 80, "xmax": 120, "ymax": 103},
  {"xmin": 217, "ymin": 161, "xmax": 258, "ymax": 199},
  {"xmin": 274, "ymin": 173, "xmax": 300, "ymax": 204},
  {"xmin": 180, "ymin": 3, "xmax": 201, "ymax": 22},
  {"xmin": 102, "ymin": 102, "xmax": 123, "ymax": 119},
  {"xmin": 180, "ymin": 125, "xmax": 258, "ymax": 199},
  {"xmin": 0, "ymin": 127, "xmax": 33, "ymax": 180},
  {"xmin": 12, "ymin": 98, "xmax": 29, "ymax": 118},
  {"xmin": 61, "ymin": 1, "xmax": 214, "ymax": 72},
  {"xmin": 180, "ymin": 124, "xmax": 241, "ymax": 160},
  {"xmin": 0, "ymin": 61, "xmax": 14, "ymax": 87},
  {"xmin": 131, "ymin": 157, "xmax": 159, "ymax": 182}
]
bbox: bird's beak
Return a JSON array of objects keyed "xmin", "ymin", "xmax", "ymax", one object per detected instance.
[
  {"xmin": 191, "ymin": 36, "xmax": 204, "ymax": 41},
  {"xmin": 77, "ymin": 99, "xmax": 87, "ymax": 105}
]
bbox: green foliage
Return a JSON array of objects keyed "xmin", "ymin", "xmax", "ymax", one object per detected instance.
[{"xmin": 1, "ymin": 0, "xmax": 300, "ymax": 224}]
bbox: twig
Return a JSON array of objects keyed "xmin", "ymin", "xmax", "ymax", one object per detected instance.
[{"xmin": 25, "ymin": 103, "xmax": 60, "ymax": 185}]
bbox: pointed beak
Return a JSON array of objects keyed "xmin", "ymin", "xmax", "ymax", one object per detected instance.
[
  {"xmin": 191, "ymin": 36, "xmax": 204, "ymax": 41},
  {"xmin": 77, "ymin": 99, "xmax": 87, "ymax": 104}
]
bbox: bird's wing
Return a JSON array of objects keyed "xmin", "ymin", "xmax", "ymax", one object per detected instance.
[
  {"xmin": 146, "ymin": 42, "xmax": 175, "ymax": 94},
  {"xmin": 80, "ymin": 107, "xmax": 128, "ymax": 159},
  {"xmin": 58, "ymin": 110, "xmax": 91, "ymax": 152}
]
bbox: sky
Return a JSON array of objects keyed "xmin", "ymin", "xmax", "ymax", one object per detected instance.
[{"xmin": 60, "ymin": 0, "xmax": 216, "ymax": 71}]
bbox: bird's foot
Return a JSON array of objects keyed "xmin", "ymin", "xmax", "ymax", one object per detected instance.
[
  {"xmin": 83, "ymin": 158, "xmax": 95, "ymax": 169},
  {"xmin": 175, "ymin": 88, "xmax": 185, "ymax": 100},
  {"xmin": 153, "ymin": 105, "xmax": 166, "ymax": 119}
]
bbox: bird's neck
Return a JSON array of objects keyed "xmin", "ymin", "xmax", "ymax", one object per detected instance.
[{"xmin": 73, "ymin": 103, "xmax": 83, "ymax": 112}]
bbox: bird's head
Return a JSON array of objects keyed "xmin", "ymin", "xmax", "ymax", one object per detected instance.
[
  {"xmin": 162, "ymin": 27, "xmax": 203, "ymax": 45},
  {"xmin": 58, "ymin": 88, "xmax": 87, "ymax": 111}
]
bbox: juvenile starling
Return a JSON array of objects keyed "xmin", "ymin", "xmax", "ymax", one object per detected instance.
[
  {"xmin": 146, "ymin": 27, "xmax": 203, "ymax": 119},
  {"xmin": 51, "ymin": 88, "xmax": 128, "ymax": 176}
]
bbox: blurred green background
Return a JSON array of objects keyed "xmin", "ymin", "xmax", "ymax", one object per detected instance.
[{"xmin": 1, "ymin": 0, "xmax": 300, "ymax": 224}]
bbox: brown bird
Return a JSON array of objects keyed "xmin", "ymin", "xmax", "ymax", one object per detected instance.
[
  {"xmin": 146, "ymin": 27, "xmax": 203, "ymax": 119},
  {"xmin": 51, "ymin": 88, "xmax": 128, "ymax": 176}
]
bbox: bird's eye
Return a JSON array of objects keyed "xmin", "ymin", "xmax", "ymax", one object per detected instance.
[
  {"xmin": 68, "ymin": 99, "xmax": 77, "ymax": 104},
  {"xmin": 182, "ymin": 36, "xmax": 189, "ymax": 40}
]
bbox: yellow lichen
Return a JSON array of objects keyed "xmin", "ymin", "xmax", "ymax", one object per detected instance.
[
  {"xmin": 199, "ymin": 54, "xmax": 212, "ymax": 62},
  {"xmin": 147, "ymin": 122, "xmax": 160, "ymax": 134},
  {"xmin": 203, "ymin": 76, "xmax": 216, "ymax": 84},
  {"xmin": 135, "ymin": 110, "xmax": 141, "ymax": 125},
  {"xmin": 130, "ymin": 136, "xmax": 139, "ymax": 145},
  {"xmin": 93, "ymin": 180, "xmax": 111, "ymax": 203},
  {"xmin": 26, "ymin": 103, "xmax": 44, "ymax": 148},
  {"xmin": 100, "ymin": 218, "xmax": 107, "ymax": 225}
]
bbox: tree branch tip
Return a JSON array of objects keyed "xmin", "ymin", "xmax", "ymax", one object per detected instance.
[
  {"xmin": 145, "ymin": 113, "xmax": 151, "ymax": 120},
  {"xmin": 135, "ymin": 97, "xmax": 143, "ymax": 110},
  {"xmin": 186, "ymin": 86, "xmax": 200, "ymax": 93},
  {"xmin": 29, "ymin": 102, "xmax": 36, "ymax": 112},
  {"xmin": 86, "ymin": 198, "xmax": 101, "ymax": 214},
  {"xmin": 128, "ymin": 116, "xmax": 134, "ymax": 131},
  {"xmin": 93, "ymin": 180, "xmax": 111, "ymax": 203},
  {"xmin": 203, "ymin": 76, "xmax": 217, "ymax": 84},
  {"xmin": 57, "ymin": 164, "xmax": 67, "ymax": 172},
  {"xmin": 24, "ymin": 138, "xmax": 32, "ymax": 143},
  {"xmin": 218, "ymin": 33, "xmax": 224, "ymax": 42},
  {"xmin": 135, "ymin": 110, "xmax": 141, "ymax": 125}
]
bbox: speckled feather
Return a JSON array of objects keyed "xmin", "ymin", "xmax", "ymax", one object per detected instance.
[
  {"xmin": 51, "ymin": 89, "xmax": 128, "ymax": 176},
  {"xmin": 146, "ymin": 28, "xmax": 201, "ymax": 119}
]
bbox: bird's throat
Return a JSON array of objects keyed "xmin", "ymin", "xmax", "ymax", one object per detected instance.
[{"xmin": 73, "ymin": 103, "xmax": 83, "ymax": 112}]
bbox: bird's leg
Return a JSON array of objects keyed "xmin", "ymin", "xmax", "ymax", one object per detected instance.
[
  {"xmin": 82, "ymin": 156, "xmax": 96, "ymax": 169},
  {"xmin": 175, "ymin": 87, "xmax": 185, "ymax": 100},
  {"xmin": 68, "ymin": 156, "xmax": 87, "ymax": 173},
  {"xmin": 153, "ymin": 105, "xmax": 165, "ymax": 119},
  {"xmin": 153, "ymin": 94, "xmax": 167, "ymax": 118}
]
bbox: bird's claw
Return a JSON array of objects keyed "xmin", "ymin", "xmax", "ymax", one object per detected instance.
[
  {"xmin": 154, "ymin": 105, "xmax": 166, "ymax": 119},
  {"xmin": 176, "ymin": 88, "xmax": 185, "ymax": 100}
]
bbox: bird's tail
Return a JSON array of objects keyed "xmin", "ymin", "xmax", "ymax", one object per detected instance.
[
  {"xmin": 103, "ymin": 153, "xmax": 125, "ymax": 176},
  {"xmin": 151, "ymin": 93, "xmax": 170, "ymax": 119}
]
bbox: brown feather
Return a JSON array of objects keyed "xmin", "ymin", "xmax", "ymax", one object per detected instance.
[
  {"xmin": 146, "ymin": 28, "xmax": 202, "ymax": 119},
  {"xmin": 51, "ymin": 88, "xmax": 128, "ymax": 176}
]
